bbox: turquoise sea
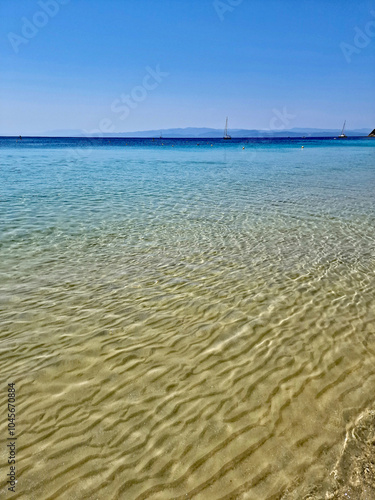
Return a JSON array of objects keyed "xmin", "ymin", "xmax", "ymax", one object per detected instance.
[{"xmin": 0, "ymin": 137, "xmax": 374, "ymax": 499}]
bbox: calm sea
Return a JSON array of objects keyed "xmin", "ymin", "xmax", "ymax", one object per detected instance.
[{"xmin": 1, "ymin": 137, "xmax": 374, "ymax": 499}]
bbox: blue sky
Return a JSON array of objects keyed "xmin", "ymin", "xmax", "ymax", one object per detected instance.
[{"xmin": 1, "ymin": 0, "xmax": 374, "ymax": 135}]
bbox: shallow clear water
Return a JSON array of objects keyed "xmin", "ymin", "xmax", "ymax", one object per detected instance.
[{"xmin": 0, "ymin": 137, "xmax": 374, "ymax": 499}]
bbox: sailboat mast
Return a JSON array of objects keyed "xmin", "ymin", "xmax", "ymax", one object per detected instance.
[
  {"xmin": 223, "ymin": 117, "xmax": 231, "ymax": 139},
  {"xmin": 341, "ymin": 120, "xmax": 346, "ymax": 136}
]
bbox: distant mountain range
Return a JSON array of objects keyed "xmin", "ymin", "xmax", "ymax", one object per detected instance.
[{"xmin": 37, "ymin": 127, "xmax": 373, "ymax": 138}]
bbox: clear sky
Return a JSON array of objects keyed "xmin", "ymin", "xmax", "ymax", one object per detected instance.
[{"xmin": 1, "ymin": 0, "xmax": 374, "ymax": 135}]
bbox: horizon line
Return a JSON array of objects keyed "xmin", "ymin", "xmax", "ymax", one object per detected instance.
[{"xmin": 1, "ymin": 135, "xmax": 373, "ymax": 140}]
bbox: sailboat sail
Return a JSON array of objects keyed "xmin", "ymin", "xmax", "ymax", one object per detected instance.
[
  {"xmin": 224, "ymin": 117, "xmax": 231, "ymax": 140},
  {"xmin": 338, "ymin": 120, "xmax": 347, "ymax": 138}
]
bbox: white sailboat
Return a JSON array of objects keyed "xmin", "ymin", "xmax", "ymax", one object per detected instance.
[
  {"xmin": 338, "ymin": 120, "xmax": 347, "ymax": 138},
  {"xmin": 223, "ymin": 117, "xmax": 232, "ymax": 140}
]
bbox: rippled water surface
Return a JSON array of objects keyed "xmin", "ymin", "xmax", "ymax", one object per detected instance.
[{"xmin": 0, "ymin": 137, "xmax": 375, "ymax": 499}]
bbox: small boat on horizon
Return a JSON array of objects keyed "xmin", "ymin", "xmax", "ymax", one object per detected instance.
[
  {"xmin": 223, "ymin": 117, "xmax": 232, "ymax": 140},
  {"xmin": 338, "ymin": 120, "xmax": 347, "ymax": 139}
]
